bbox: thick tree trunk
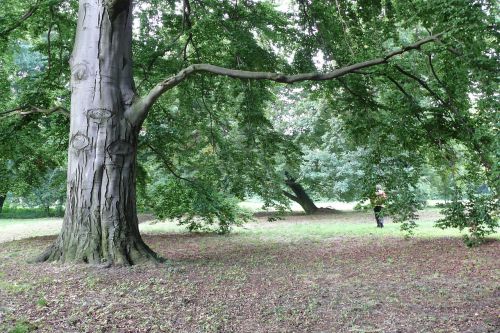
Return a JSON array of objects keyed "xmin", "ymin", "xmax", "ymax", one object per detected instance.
[
  {"xmin": 283, "ymin": 173, "xmax": 319, "ymax": 215},
  {"xmin": 0, "ymin": 194, "xmax": 6, "ymax": 214},
  {"xmin": 37, "ymin": 0, "xmax": 158, "ymax": 265}
]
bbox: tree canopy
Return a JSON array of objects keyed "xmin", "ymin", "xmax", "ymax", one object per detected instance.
[{"xmin": 0, "ymin": 0, "xmax": 498, "ymax": 261}]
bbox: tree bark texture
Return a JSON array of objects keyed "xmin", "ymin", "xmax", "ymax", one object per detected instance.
[
  {"xmin": 283, "ymin": 174, "xmax": 319, "ymax": 215},
  {"xmin": 38, "ymin": 0, "xmax": 157, "ymax": 265}
]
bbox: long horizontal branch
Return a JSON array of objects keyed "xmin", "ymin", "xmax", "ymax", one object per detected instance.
[{"xmin": 127, "ymin": 33, "xmax": 444, "ymax": 125}]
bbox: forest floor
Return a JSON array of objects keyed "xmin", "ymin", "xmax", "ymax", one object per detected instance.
[{"xmin": 0, "ymin": 209, "xmax": 498, "ymax": 333}]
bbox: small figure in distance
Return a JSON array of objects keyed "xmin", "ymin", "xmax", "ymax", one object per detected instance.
[{"xmin": 371, "ymin": 184, "xmax": 387, "ymax": 228}]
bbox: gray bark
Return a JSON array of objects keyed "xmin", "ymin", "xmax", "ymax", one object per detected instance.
[{"xmin": 37, "ymin": 0, "xmax": 158, "ymax": 265}]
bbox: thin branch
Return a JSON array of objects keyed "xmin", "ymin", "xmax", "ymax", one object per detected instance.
[
  {"xmin": 128, "ymin": 33, "xmax": 445, "ymax": 124},
  {"xmin": 282, "ymin": 190, "xmax": 299, "ymax": 202},
  {"xmin": 382, "ymin": 74, "xmax": 439, "ymax": 140},
  {"xmin": 148, "ymin": 33, "xmax": 183, "ymax": 70},
  {"xmin": 335, "ymin": 0, "xmax": 355, "ymax": 57},
  {"xmin": 0, "ymin": 107, "xmax": 24, "ymax": 115},
  {"xmin": 434, "ymin": 39, "xmax": 462, "ymax": 56},
  {"xmin": 394, "ymin": 62, "xmax": 464, "ymax": 128},
  {"xmin": 338, "ymin": 79, "xmax": 385, "ymax": 110},
  {"xmin": 386, "ymin": 70, "xmax": 489, "ymax": 171},
  {"xmin": 136, "ymin": 32, "xmax": 185, "ymax": 91},
  {"xmin": 193, "ymin": 95, "xmax": 218, "ymax": 152},
  {"xmin": 136, "ymin": 0, "xmax": 193, "ymax": 90},
  {"xmin": 46, "ymin": 10, "xmax": 54, "ymax": 77},
  {"xmin": 393, "ymin": 64, "xmax": 447, "ymax": 106},
  {"xmin": 427, "ymin": 53, "xmax": 447, "ymax": 89},
  {"xmin": 297, "ymin": 0, "xmax": 314, "ymax": 35},
  {"xmin": 145, "ymin": 142, "xmax": 227, "ymax": 203},
  {"xmin": 182, "ymin": 0, "xmax": 192, "ymax": 30},
  {"xmin": 384, "ymin": 75, "xmax": 413, "ymax": 100},
  {"xmin": 0, "ymin": 4, "xmax": 39, "ymax": 38},
  {"xmin": 55, "ymin": 20, "xmax": 65, "ymax": 77},
  {"xmin": 0, "ymin": 106, "xmax": 69, "ymax": 118},
  {"xmin": 182, "ymin": 33, "xmax": 193, "ymax": 61},
  {"xmin": 145, "ymin": 142, "xmax": 196, "ymax": 185}
]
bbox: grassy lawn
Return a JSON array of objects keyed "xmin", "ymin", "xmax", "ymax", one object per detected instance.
[
  {"xmin": 3, "ymin": 209, "xmax": 489, "ymax": 244},
  {"xmin": 0, "ymin": 218, "xmax": 62, "ymax": 227},
  {"xmin": 0, "ymin": 218, "xmax": 63, "ymax": 244},
  {"xmin": 0, "ymin": 209, "xmax": 498, "ymax": 332},
  {"xmin": 141, "ymin": 209, "xmax": 497, "ymax": 240}
]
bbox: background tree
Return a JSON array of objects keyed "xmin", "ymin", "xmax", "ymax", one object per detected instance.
[{"xmin": 286, "ymin": 0, "xmax": 498, "ymax": 236}]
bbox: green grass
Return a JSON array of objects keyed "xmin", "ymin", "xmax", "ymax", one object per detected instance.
[
  {"xmin": 0, "ymin": 279, "xmax": 32, "ymax": 293},
  {"xmin": 0, "ymin": 218, "xmax": 61, "ymax": 227},
  {"xmin": 236, "ymin": 219, "xmax": 467, "ymax": 239},
  {"xmin": 1, "ymin": 209, "xmax": 497, "ymax": 243},
  {"xmin": 36, "ymin": 296, "xmax": 48, "ymax": 307},
  {"xmin": 140, "ymin": 221, "xmax": 187, "ymax": 234},
  {"xmin": 7, "ymin": 320, "xmax": 37, "ymax": 333},
  {"xmin": 141, "ymin": 215, "xmax": 499, "ymax": 241},
  {"xmin": 0, "ymin": 209, "xmax": 497, "ymax": 332}
]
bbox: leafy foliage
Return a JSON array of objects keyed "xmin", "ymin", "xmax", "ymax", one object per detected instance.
[
  {"xmin": 0, "ymin": 0, "xmax": 497, "ymax": 241},
  {"xmin": 149, "ymin": 178, "xmax": 252, "ymax": 234},
  {"xmin": 437, "ymin": 193, "xmax": 498, "ymax": 246},
  {"xmin": 435, "ymin": 154, "xmax": 499, "ymax": 246}
]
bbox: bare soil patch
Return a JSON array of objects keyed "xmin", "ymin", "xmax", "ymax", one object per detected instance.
[{"xmin": 0, "ymin": 229, "xmax": 498, "ymax": 332}]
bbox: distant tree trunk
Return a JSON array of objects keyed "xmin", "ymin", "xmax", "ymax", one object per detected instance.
[
  {"xmin": 37, "ymin": 0, "xmax": 157, "ymax": 265},
  {"xmin": 0, "ymin": 194, "xmax": 6, "ymax": 213},
  {"xmin": 45, "ymin": 204, "xmax": 51, "ymax": 217},
  {"xmin": 57, "ymin": 195, "xmax": 65, "ymax": 216},
  {"xmin": 283, "ymin": 173, "xmax": 319, "ymax": 214}
]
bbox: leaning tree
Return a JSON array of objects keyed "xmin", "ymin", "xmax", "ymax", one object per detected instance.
[{"xmin": 1, "ymin": 0, "xmax": 497, "ymax": 264}]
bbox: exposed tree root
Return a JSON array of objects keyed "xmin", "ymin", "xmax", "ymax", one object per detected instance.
[
  {"xmin": 314, "ymin": 207, "xmax": 342, "ymax": 214},
  {"xmin": 33, "ymin": 238, "xmax": 164, "ymax": 266}
]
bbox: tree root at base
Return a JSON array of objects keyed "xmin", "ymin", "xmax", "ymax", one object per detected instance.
[{"xmin": 32, "ymin": 239, "xmax": 165, "ymax": 266}]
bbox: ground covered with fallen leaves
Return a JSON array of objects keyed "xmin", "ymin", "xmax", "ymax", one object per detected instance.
[{"xmin": 0, "ymin": 212, "xmax": 498, "ymax": 332}]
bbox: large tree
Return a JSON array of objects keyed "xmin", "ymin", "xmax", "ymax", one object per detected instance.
[{"xmin": 1, "ymin": 0, "xmax": 497, "ymax": 264}]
